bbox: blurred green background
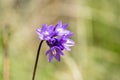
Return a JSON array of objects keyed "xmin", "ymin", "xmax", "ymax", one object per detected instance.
[{"xmin": 0, "ymin": 0, "xmax": 120, "ymax": 80}]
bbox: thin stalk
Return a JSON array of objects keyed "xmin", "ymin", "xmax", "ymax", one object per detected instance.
[{"xmin": 32, "ymin": 40, "xmax": 44, "ymax": 80}]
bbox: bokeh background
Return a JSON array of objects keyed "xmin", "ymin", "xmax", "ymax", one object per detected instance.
[{"xmin": 0, "ymin": 0, "xmax": 120, "ymax": 80}]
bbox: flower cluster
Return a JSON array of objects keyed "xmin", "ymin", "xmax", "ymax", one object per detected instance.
[{"xmin": 36, "ymin": 21, "xmax": 75, "ymax": 62}]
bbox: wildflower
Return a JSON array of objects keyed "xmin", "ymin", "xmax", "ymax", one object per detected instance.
[
  {"xmin": 46, "ymin": 37, "xmax": 74, "ymax": 62},
  {"xmin": 36, "ymin": 21, "xmax": 74, "ymax": 62},
  {"xmin": 46, "ymin": 46, "xmax": 64, "ymax": 62},
  {"xmin": 59, "ymin": 37, "xmax": 75, "ymax": 51},
  {"xmin": 54, "ymin": 21, "xmax": 71, "ymax": 37},
  {"xmin": 36, "ymin": 24, "xmax": 54, "ymax": 40},
  {"xmin": 33, "ymin": 21, "xmax": 75, "ymax": 80}
]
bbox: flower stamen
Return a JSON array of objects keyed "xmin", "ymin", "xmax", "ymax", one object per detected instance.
[
  {"xmin": 44, "ymin": 31, "xmax": 49, "ymax": 35},
  {"xmin": 57, "ymin": 28, "xmax": 62, "ymax": 33},
  {"xmin": 52, "ymin": 49, "xmax": 56, "ymax": 56}
]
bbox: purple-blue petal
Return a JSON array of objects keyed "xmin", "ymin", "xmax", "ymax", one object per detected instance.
[
  {"xmin": 57, "ymin": 29, "xmax": 69, "ymax": 36},
  {"xmin": 62, "ymin": 23, "xmax": 68, "ymax": 29},
  {"xmin": 55, "ymin": 47, "xmax": 64, "ymax": 55},
  {"xmin": 41, "ymin": 24, "xmax": 48, "ymax": 31},
  {"xmin": 55, "ymin": 53, "xmax": 60, "ymax": 62},
  {"xmin": 48, "ymin": 53, "xmax": 53, "ymax": 62},
  {"xmin": 57, "ymin": 21, "xmax": 62, "ymax": 27},
  {"xmin": 46, "ymin": 49, "xmax": 51, "ymax": 55},
  {"xmin": 64, "ymin": 32, "xmax": 73, "ymax": 38},
  {"xmin": 48, "ymin": 25, "xmax": 54, "ymax": 31}
]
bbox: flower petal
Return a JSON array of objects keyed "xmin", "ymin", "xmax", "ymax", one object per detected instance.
[
  {"xmin": 48, "ymin": 53, "xmax": 53, "ymax": 62},
  {"xmin": 36, "ymin": 29, "xmax": 44, "ymax": 40},
  {"xmin": 57, "ymin": 21, "xmax": 62, "ymax": 27},
  {"xmin": 64, "ymin": 32, "xmax": 73, "ymax": 38},
  {"xmin": 62, "ymin": 23, "xmax": 68, "ymax": 29},
  {"xmin": 57, "ymin": 29, "xmax": 69, "ymax": 36},
  {"xmin": 55, "ymin": 53, "xmax": 60, "ymax": 62},
  {"xmin": 48, "ymin": 25, "xmax": 54, "ymax": 31},
  {"xmin": 64, "ymin": 46, "xmax": 71, "ymax": 51},
  {"xmin": 55, "ymin": 47, "xmax": 64, "ymax": 55},
  {"xmin": 60, "ymin": 38, "xmax": 75, "ymax": 51},
  {"xmin": 41, "ymin": 24, "xmax": 48, "ymax": 31},
  {"xmin": 65, "ymin": 39, "xmax": 75, "ymax": 46},
  {"xmin": 46, "ymin": 49, "xmax": 51, "ymax": 55}
]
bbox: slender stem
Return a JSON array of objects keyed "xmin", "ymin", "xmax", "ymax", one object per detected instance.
[{"xmin": 32, "ymin": 40, "xmax": 44, "ymax": 80}]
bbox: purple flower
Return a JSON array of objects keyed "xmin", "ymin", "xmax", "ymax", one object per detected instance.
[
  {"xmin": 59, "ymin": 37, "xmax": 75, "ymax": 51},
  {"xmin": 36, "ymin": 21, "xmax": 75, "ymax": 62},
  {"xmin": 46, "ymin": 46, "xmax": 64, "ymax": 62},
  {"xmin": 54, "ymin": 21, "xmax": 72, "ymax": 37},
  {"xmin": 46, "ymin": 37, "xmax": 74, "ymax": 62},
  {"xmin": 36, "ymin": 24, "xmax": 54, "ymax": 40}
]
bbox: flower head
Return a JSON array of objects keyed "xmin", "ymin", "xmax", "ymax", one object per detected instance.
[
  {"xmin": 46, "ymin": 46, "xmax": 64, "ymax": 62},
  {"xmin": 61, "ymin": 38, "xmax": 75, "ymax": 51},
  {"xmin": 36, "ymin": 21, "xmax": 75, "ymax": 62},
  {"xmin": 54, "ymin": 21, "xmax": 71, "ymax": 37},
  {"xmin": 36, "ymin": 24, "xmax": 54, "ymax": 40}
]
